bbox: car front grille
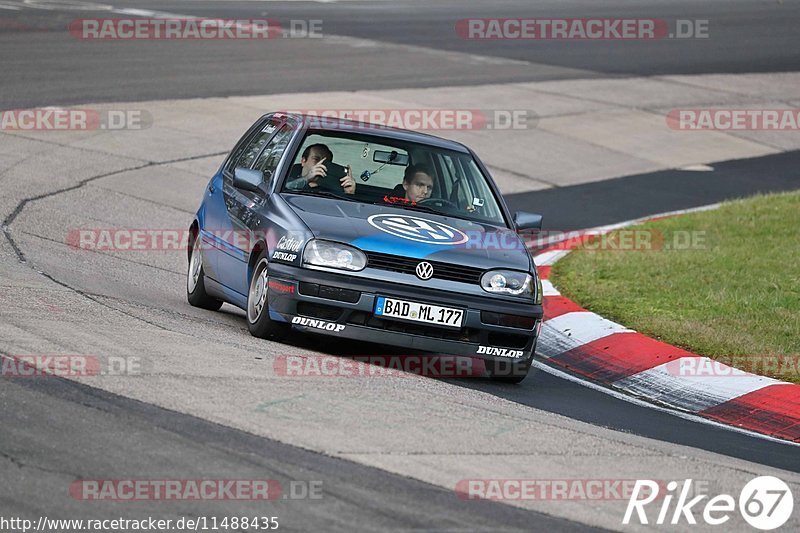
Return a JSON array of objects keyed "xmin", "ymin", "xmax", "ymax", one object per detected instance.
[
  {"xmin": 296, "ymin": 302, "xmax": 343, "ymax": 321},
  {"xmin": 365, "ymin": 251, "xmax": 483, "ymax": 284}
]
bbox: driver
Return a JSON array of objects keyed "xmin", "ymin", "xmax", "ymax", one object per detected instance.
[
  {"xmin": 402, "ymin": 164, "xmax": 434, "ymax": 203},
  {"xmin": 398, "ymin": 163, "xmax": 477, "ymax": 213},
  {"xmin": 286, "ymin": 143, "xmax": 356, "ymax": 195}
]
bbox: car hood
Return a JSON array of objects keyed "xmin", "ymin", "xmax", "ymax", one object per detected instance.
[{"xmin": 282, "ymin": 194, "xmax": 531, "ymax": 271}]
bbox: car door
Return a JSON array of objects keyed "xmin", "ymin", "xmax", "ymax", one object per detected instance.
[
  {"xmin": 219, "ymin": 119, "xmax": 295, "ymax": 296},
  {"xmin": 201, "ymin": 117, "xmax": 269, "ymax": 288}
]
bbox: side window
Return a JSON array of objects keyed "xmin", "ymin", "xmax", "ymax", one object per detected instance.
[
  {"xmin": 239, "ymin": 121, "xmax": 280, "ymax": 169},
  {"xmin": 227, "ymin": 120, "xmax": 280, "ymax": 173},
  {"xmin": 254, "ymin": 124, "xmax": 293, "ymax": 185},
  {"xmin": 226, "ymin": 131, "xmax": 258, "ymax": 175}
]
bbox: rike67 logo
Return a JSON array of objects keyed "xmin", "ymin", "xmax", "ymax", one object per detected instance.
[{"xmin": 623, "ymin": 476, "xmax": 794, "ymax": 530}]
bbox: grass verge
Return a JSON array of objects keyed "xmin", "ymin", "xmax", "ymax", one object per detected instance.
[{"xmin": 550, "ymin": 191, "xmax": 800, "ymax": 383}]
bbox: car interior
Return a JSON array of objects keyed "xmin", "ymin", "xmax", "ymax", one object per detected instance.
[{"xmin": 284, "ymin": 131, "xmax": 505, "ymax": 225}]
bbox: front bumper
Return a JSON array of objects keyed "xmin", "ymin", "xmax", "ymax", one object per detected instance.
[{"xmin": 266, "ymin": 264, "xmax": 543, "ymax": 363}]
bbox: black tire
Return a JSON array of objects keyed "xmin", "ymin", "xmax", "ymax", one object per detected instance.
[
  {"xmin": 486, "ymin": 348, "xmax": 535, "ymax": 384},
  {"xmin": 187, "ymin": 234, "xmax": 223, "ymax": 311},
  {"xmin": 246, "ymin": 252, "xmax": 290, "ymax": 340}
]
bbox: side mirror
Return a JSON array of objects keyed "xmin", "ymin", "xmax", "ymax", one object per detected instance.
[
  {"xmin": 233, "ymin": 167, "xmax": 263, "ymax": 193},
  {"xmin": 513, "ymin": 211, "xmax": 543, "ymax": 230}
]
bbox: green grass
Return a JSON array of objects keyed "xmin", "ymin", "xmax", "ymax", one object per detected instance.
[{"xmin": 550, "ymin": 191, "xmax": 800, "ymax": 383}]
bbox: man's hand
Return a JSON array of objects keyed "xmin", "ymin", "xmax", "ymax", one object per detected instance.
[
  {"xmin": 302, "ymin": 157, "xmax": 328, "ymax": 187},
  {"xmin": 341, "ymin": 165, "xmax": 356, "ymax": 194}
]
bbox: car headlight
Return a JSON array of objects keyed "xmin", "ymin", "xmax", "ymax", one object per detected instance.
[
  {"xmin": 303, "ymin": 240, "xmax": 366, "ymax": 271},
  {"xmin": 480, "ymin": 269, "xmax": 534, "ymax": 297}
]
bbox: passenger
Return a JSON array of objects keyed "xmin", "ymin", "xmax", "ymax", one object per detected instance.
[
  {"xmin": 393, "ymin": 164, "xmax": 478, "ymax": 213},
  {"xmin": 402, "ymin": 164, "xmax": 434, "ymax": 203},
  {"xmin": 286, "ymin": 143, "xmax": 356, "ymax": 194}
]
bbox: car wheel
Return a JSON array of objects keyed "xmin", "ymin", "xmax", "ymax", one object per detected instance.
[
  {"xmin": 187, "ymin": 234, "xmax": 223, "ymax": 311},
  {"xmin": 247, "ymin": 252, "xmax": 290, "ymax": 340},
  {"xmin": 485, "ymin": 348, "xmax": 535, "ymax": 384}
]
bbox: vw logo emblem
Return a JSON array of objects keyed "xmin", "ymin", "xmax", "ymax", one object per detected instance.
[
  {"xmin": 367, "ymin": 214, "xmax": 468, "ymax": 245},
  {"xmin": 416, "ymin": 261, "xmax": 434, "ymax": 280}
]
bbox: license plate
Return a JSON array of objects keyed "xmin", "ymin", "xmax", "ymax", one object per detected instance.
[{"xmin": 374, "ymin": 296, "xmax": 464, "ymax": 328}]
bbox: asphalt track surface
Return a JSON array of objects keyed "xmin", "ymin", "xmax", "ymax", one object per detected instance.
[
  {"xmin": 506, "ymin": 150, "xmax": 800, "ymax": 232},
  {"xmin": 2, "ymin": 1, "xmax": 800, "ymax": 531},
  {"xmin": 1, "ymin": 0, "xmax": 799, "ymax": 107},
  {"xmin": 2, "ymin": 377, "xmax": 587, "ymax": 532}
]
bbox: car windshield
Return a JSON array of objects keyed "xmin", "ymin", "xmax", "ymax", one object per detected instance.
[{"xmin": 281, "ymin": 131, "xmax": 507, "ymax": 226}]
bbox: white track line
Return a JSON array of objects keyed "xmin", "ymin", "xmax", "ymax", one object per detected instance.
[{"xmin": 534, "ymin": 360, "xmax": 800, "ymax": 448}]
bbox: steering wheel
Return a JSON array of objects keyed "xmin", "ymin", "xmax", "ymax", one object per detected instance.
[{"xmin": 418, "ymin": 197, "xmax": 458, "ymax": 209}]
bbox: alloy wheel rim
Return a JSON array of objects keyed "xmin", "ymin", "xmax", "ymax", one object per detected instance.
[
  {"xmin": 248, "ymin": 260, "xmax": 269, "ymax": 323},
  {"xmin": 187, "ymin": 237, "xmax": 202, "ymax": 293}
]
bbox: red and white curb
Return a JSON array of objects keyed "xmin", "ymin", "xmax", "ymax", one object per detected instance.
[{"xmin": 531, "ymin": 207, "xmax": 800, "ymax": 444}]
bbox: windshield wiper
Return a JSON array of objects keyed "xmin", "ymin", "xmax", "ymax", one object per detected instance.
[{"xmin": 374, "ymin": 198, "xmax": 440, "ymax": 214}]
